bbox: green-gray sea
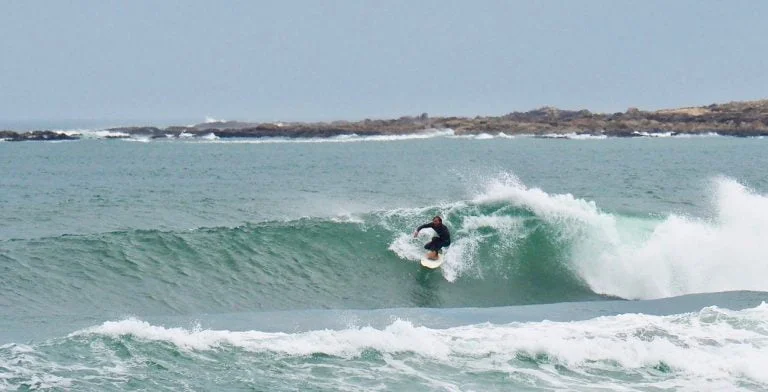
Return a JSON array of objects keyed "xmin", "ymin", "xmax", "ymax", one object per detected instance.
[{"xmin": 1, "ymin": 133, "xmax": 767, "ymax": 391}]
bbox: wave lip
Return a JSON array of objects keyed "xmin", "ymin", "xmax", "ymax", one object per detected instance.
[{"xmin": 462, "ymin": 174, "xmax": 768, "ymax": 300}]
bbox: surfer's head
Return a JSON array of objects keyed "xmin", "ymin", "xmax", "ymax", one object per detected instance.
[{"xmin": 432, "ymin": 216, "xmax": 442, "ymax": 225}]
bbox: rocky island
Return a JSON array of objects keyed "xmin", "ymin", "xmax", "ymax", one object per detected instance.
[{"xmin": 3, "ymin": 99, "xmax": 768, "ymax": 141}]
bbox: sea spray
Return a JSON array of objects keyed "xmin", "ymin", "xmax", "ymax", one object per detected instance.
[
  {"xmin": 461, "ymin": 174, "xmax": 768, "ymax": 300},
  {"xmin": 572, "ymin": 177, "xmax": 768, "ymax": 299}
]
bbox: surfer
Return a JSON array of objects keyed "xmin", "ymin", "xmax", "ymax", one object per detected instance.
[{"xmin": 413, "ymin": 216, "xmax": 451, "ymax": 260}]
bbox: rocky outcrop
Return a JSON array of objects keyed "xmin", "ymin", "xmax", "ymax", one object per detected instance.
[
  {"xmin": 106, "ymin": 115, "xmax": 436, "ymax": 139},
  {"xmin": 430, "ymin": 100, "xmax": 768, "ymax": 137},
  {"xmin": 4, "ymin": 99, "xmax": 768, "ymax": 141},
  {"xmin": 0, "ymin": 130, "xmax": 79, "ymax": 142},
  {"xmin": 161, "ymin": 99, "xmax": 768, "ymax": 138}
]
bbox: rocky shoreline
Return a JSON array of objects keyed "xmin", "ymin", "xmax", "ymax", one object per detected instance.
[{"xmin": 3, "ymin": 99, "xmax": 768, "ymax": 141}]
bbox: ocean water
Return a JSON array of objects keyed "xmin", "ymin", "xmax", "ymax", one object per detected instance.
[{"xmin": 1, "ymin": 133, "xmax": 767, "ymax": 391}]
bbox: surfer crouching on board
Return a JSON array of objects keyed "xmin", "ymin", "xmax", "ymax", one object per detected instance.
[{"xmin": 413, "ymin": 216, "xmax": 451, "ymax": 260}]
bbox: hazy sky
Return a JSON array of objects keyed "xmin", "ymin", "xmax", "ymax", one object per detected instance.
[{"xmin": 1, "ymin": 0, "xmax": 767, "ymax": 126}]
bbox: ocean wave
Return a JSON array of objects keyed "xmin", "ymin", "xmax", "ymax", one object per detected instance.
[
  {"xmin": 4, "ymin": 175, "xmax": 768, "ymax": 317},
  {"xmin": 59, "ymin": 302, "xmax": 767, "ymax": 389}
]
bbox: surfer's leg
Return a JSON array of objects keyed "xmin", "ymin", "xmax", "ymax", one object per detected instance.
[
  {"xmin": 425, "ymin": 237, "xmax": 439, "ymax": 259},
  {"xmin": 424, "ymin": 237, "xmax": 437, "ymax": 251},
  {"xmin": 438, "ymin": 240, "xmax": 450, "ymax": 254}
]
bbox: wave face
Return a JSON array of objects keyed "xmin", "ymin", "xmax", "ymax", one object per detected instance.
[
  {"xmin": 0, "ymin": 212, "xmax": 601, "ymax": 320},
  {"xmin": 4, "ymin": 175, "xmax": 768, "ymax": 321}
]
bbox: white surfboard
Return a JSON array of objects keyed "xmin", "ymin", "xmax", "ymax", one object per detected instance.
[{"xmin": 420, "ymin": 253, "xmax": 445, "ymax": 269}]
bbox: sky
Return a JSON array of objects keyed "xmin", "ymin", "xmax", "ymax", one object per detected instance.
[{"xmin": 1, "ymin": 0, "xmax": 767, "ymax": 127}]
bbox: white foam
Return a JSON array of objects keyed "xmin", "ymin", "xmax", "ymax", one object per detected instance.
[
  {"xmin": 125, "ymin": 135, "xmax": 152, "ymax": 143},
  {"xmin": 204, "ymin": 116, "xmax": 225, "ymax": 124},
  {"xmin": 497, "ymin": 132, "xmax": 520, "ymax": 139},
  {"xmin": 189, "ymin": 129, "xmax": 456, "ymax": 144},
  {"xmin": 388, "ymin": 232, "xmax": 428, "ymax": 262},
  {"xmin": 461, "ymin": 215, "xmax": 524, "ymax": 232},
  {"xmin": 55, "ymin": 128, "xmax": 128, "ymax": 139},
  {"xmin": 0, "ymin": 344, "xmax": 75, "ymax": 390},
  {"xmin": 538, "ymin": 132, "xmax": 608, "ymax": 140},
  {"xmin": 449, "ymin": 132, "xmax": 496, "ymax": 140},
  {"xmin": 632, "ymin": 131, "xmax": 721, "ymax": 138},
  {"xmin": 472, "ymin": 173, "xmax": 617, "ymax": 233},
  {"xmin": 633, "ymin": 131, "xmax": 722, "ymax": 138},
  {"xmin": 633, "ymin": 131, "xmax": 674, "ymax": 137},
  {"xmin": 330, "ymin": 213, "xmax": 365, "ymax": 224},
  {"xmin": 575, "ymin": 177, "xmax": 768, "ymax": 299},
  {"xmin": 75, "ymin": 303, "xmax": 768, "ymax": 389},
  {"xmin": 466, "ymin": 173, "xmax": 768, "ymax": 299},
  {"xmin": 439, "ymin": 233, "xmax": 482, "ymax": 282}
]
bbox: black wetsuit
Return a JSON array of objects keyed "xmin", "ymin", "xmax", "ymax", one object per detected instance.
[{"xmin": 417, "ymin": 222, "xmax": 451, "ymax": 252}]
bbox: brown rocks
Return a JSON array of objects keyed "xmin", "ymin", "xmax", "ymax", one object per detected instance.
[{"xmin": 4, "ymin": 99, "xmax": 768, "ymax": 141}]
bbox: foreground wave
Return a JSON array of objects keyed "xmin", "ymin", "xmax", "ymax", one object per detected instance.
[{"xmin": 2, "ymin": 297, "xmax": 766, "ymax": 391}]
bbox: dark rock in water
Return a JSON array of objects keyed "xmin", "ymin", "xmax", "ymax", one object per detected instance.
[{"xmin": 0, "ymin": 130, "xmax": 79, "ymax": 142}]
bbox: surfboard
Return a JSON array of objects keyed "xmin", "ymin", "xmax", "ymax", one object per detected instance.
[{"xmin": 420, "ymin": 253, "xmax": 445, "ymax": 269}]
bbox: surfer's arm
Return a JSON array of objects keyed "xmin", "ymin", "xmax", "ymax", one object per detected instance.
[{"xmin": 413, "ymin": 223, "xmax": 432, "ymax": 237}]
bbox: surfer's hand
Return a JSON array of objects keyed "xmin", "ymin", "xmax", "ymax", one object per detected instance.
[{"xmin": 413, "ymin": 231, "xmax": 418, "ymax": 238}]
